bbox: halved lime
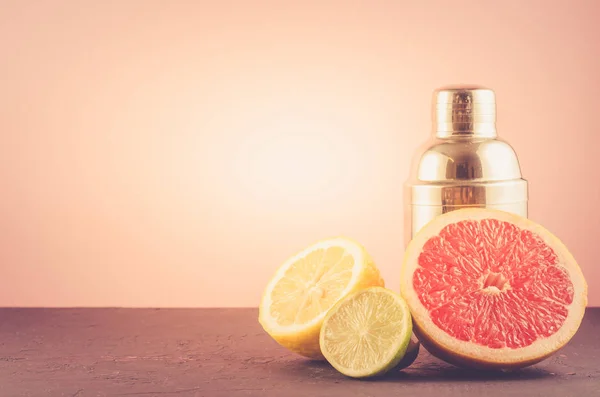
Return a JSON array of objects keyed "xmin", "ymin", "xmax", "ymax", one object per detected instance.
[{"xmin": 319, "ymin": 286, "xmax": 412, "ymax": 378}]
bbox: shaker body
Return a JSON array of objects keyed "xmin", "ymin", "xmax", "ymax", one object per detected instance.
[
  {"xmin": 404, "ymin": 86, "xmax": 528, "ymax": 247},
  {"xmin": 404, "ymin": 197, "xmax": 528, "ymax": 248}
]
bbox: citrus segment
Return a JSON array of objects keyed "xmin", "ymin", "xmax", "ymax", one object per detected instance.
[
  {"xmin": 319, "ymin": 287, "xmax": 412, "ymax": 378},
  {"xmin": 401, "ymin": 208, "xmax": 587, "ymax": 369},
  {"xmin": 259, "ymin": 237, "xmax": 384, "ymax": 359}
]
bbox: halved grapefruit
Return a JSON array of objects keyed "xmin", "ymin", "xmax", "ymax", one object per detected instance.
[{"xmin": 400, "ymin": 208, "xmax": 587, "ymax": 370}]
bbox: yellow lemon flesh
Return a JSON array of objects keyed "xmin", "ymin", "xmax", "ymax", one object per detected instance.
[{"xmin": 258, "ymin": 237, "xmax": 384, "ymax": 359}]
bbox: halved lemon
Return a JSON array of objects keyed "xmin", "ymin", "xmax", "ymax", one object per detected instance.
[
  {"xmin": 258, "ymin": 237, "xmax": 384, "ymax": 359},
  {"xmin": 319, "ymin": 287, "xmax": 413, "ymax": 378}
]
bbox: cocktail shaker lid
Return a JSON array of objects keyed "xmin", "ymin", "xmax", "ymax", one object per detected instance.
[
  {"xmin": 407, "ymin": 85, "xmax": 528, "ymax": 206},
  {"xmin": 433, "ymin": 85, "xmax": 496, "ymax": 138}
]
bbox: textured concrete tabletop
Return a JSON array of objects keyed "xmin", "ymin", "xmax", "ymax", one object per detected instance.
[{"xmin": 0, "ymin": 308, "xmax": 598, "ymax": 396}]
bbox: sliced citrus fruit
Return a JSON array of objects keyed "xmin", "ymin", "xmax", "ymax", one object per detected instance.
[
  {"xmin": 400, "ymin": 208, "xmax": 588, "ymax": 370},
  {"xmin": 396, "ymin": 333, "xmax": 420, "ymax": 369},
  {"xmin": 259, "ymin": 237, "xmax": 384, "ymax": 359},
  {"xmin": 319, "ymin": 287, "xmax": 412, "ymax": 378}
]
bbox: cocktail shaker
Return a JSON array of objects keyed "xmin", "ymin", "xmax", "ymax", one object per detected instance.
[{"xmin": 404, "ymin": 86, "xmax": 528, "ymax": 246}]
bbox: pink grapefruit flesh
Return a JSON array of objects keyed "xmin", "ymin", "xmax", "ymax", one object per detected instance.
[{"xmin": 400, "ymin": 208, "xmax": 587, "ymax": 370}]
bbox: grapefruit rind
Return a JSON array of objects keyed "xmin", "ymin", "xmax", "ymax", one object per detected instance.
[
  {"xmin": 259, "ymin": 237, "xmax": 385, "ymax": 359},
  {"xmin": 400, "ymin": 208, "xmax": 587, "ymax": 369}
]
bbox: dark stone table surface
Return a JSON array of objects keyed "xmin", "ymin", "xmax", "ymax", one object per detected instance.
[{"xmin": 0, "ymin": 308, "xmax": 598, "ymax": 396}]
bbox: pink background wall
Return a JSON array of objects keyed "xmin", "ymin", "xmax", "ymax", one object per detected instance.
[{"xmin": 1, "ymin": 1, "xmax": 598, "ymax": 307}]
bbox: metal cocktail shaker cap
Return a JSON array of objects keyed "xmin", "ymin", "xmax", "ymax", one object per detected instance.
[
  {"xmin": 434, "ymin": 85, "xmax": 497, "ymax": 138},
  {"xmin": 404, "ymin": 85, "xmax": 528, "ymax": 246}
]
